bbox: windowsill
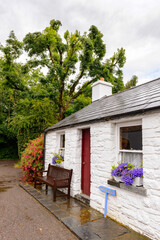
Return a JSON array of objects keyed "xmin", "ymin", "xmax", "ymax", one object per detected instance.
[{"xmin": 107, "ymin": 179, "xmax": 147, "ymax": 196}]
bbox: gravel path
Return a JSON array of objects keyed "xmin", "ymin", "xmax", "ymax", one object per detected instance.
[{"xmin": 0, "ymin": 160, "xmax": 78, "ymax": 240}]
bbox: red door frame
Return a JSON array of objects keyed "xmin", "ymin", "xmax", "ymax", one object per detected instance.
[{"xmin": 81, "ymin": 128, "xmax": 90, "ymax": 196}]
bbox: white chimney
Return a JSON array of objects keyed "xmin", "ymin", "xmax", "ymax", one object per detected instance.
[{"xmin": 92, "ymin": 78, "xmax": 113, "ymax": 102}]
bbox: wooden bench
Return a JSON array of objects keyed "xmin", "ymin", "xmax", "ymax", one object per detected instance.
[{"xmin": 34, "ymin": 164, "xmax": 73, "ymax": 201}]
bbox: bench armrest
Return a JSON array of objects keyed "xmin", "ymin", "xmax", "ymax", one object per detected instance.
[
  {"xmin": 40, "ymin": 170, "xmax": 48, "ymax": 173},
  {"xmin": 35, "ymin": 169, "xmax": 48, "ymax": 177}
]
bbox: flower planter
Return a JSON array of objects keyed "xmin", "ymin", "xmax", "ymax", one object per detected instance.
[
  {"xmin": 113, "ymin": 176, "xmax": 122, "ymax": 182},
  {"xmin": 132, "ymin": 177, "xmax": 143, "ymax": 187}
]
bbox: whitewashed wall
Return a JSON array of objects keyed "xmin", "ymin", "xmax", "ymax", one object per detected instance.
[
  {"xmin": 45, "ymin": 131, "xmax": 57, "ymax": 168},
  {"xmin": 64, "ymin": 128, "xmax": 82, "ymax": 196},
  {"xmin": 90, "ymin": 112, "xmax": 160, "ymax": 240},
  {"xmin": 45, "ymin": 111, "xmax": 160, "ymax": 240},
  {"xmin": 45, "ymin": 128, "xmax": 82, "ymax": 196}
]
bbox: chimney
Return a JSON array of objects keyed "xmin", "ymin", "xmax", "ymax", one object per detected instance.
[{"xmin": 92, "ymin": 78, "xmax": 113, "ymax": 102}]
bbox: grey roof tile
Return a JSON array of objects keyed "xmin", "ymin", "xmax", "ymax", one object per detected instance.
[{"xmin": 46, "ymin": 78, "xmax": 160, "ymax": 132}]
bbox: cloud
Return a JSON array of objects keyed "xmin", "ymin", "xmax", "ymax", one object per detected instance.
[{"xmin": 0, "ymin": 0, "xmax": 160, "ymax": 84}]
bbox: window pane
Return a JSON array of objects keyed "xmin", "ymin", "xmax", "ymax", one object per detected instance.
[
  {"xmin": 120, "ymin": 125, "xmax": 142, "ymax": 150},
  {"xmin": 60, "ymin": 134, "xmax": 65, "ymax": 148},
  {"xmin": 120, "ymin": 152, "xmax": 142, "ymax": 168}
]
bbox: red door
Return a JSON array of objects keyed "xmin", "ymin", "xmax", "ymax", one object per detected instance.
[{"xmin": 81, "ymin": 128, "xmax": 90, "ymax": 196}]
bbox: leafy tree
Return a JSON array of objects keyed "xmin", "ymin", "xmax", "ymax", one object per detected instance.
[
  {"xmin": 125, "ymin": 75, "xmax": 138, "ymax": 90},
  {"xmin": 0, "ymin": 31, "xmax": 27, "ymax": 91},
  {"xmin": 10, "ymin": 97, "xmax": 57, "ymax": 155},
  {"xmin": 23, "ymin": 19, "xmax": 126, "ymax": 120},
  {"xmin": 0, "ymin": 32, "xmax": 56, "ymax": 157},
  {"xmin": 0, "ymin": 21, "xmax": 128, "ymax": 158},
  {"xmin": 65, "ymin": 85, "xmax": 92, "ymax": 117}
]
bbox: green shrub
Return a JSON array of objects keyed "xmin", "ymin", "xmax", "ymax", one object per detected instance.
[
  {"xmin": 21, "ymin": 134, "xmax": 44, "ymax": 182},
  {"xmin": 0, "ymin": 142, "xmax": 19, "ymax": 160},
  {"xmin": 17, "ymin": 129, "xmax": 40, "ymax": 158}
]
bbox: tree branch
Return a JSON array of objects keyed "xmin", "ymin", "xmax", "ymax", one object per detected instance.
[
  {"xmin": 68, "ymin": 69, "xmax": 85, "ymax": 97},
  {"xmin": 57, "ymin": 46, "xmax": 63, "ymax": 65},
  {"xmin": 67, "ymin": 78, "xmax": 97, "ymax": 105},
  {"xmin": 64, "ymin": 38, "xmax": 80, "ymax": 79},
  {"xmin": 47, "ymin": 46, "xmax": 54, "ymax": 65}
]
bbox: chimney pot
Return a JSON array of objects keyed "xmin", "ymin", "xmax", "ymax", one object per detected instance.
[{"xmin": 92, "ymin": 79, "xmax": 113, "ymax": 102}]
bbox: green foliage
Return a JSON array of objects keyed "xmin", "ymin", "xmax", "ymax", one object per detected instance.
[
  {"xmin": 111, "ymin": 162, "xmax": 135, "ymax": 172},
  {"xmin": 0, "ymin": 142, "xmax": 18, "ymax": 160},
  {"xmin": 10, "ymin": 98, "xmax": 56, "ymax": 156},
  {"xmin": 0, "ymin": 32, "xmax": 56, "ymax": 157},
  {"xmin": 21, "ymin": 134, "xmax": 44, "ymax": 182},
  {"xmin": 23, "ymin": 19, "xmax": 126, "ymax": 120},
  {"xmin": 65, "ymin": 85, "xmax": 92, "ymax": 117},
  {"xmin": 0, "ymin": 31, "xmax": 27, "ymax": 91},
  {"xmin": 125, "ymin": 75, "xmax": 138, "ymax": 90},
  {"xmin": 0, "ymin": 20, "xmax": 129, "ymax": 159}
]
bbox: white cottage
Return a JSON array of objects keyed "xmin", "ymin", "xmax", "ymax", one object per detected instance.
[{"xmin": 44, "ymin": 78, "xmax": 160, "ymax": 240}]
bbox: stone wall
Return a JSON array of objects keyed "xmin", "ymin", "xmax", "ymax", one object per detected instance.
[
  {"xmin": 45, "ymin": 128, "xmax": 82, "ymax": 196},
  {"xmin": 45, "ymin": 131, "xmax": 57, "ymax": 168},
  {"xmin": 45, "ymin": 111, "xmax": 160, "ymax": 240},
  {"xmin": 90, "ymin": 112, "xmax": 160, "ymax": 240}
]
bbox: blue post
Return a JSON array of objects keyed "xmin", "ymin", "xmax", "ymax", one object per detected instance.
[
  {"xmin": 98, "ymin": 186, "xmax": 116, "ymax": 217},
  {"xmin": 104, "ymin": 192, "xmax": 108, "ymax": 217}
]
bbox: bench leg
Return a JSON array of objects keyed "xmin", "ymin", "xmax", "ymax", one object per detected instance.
[
  {"xmin": 46, "ymin": 185, "xmax": 48, "ymax": 195},
  {"xmin": 68, "ymin": 186, "xmax": 70, "ymax": 199},
  {"xmin": 53, "ymin": 186, "xmax": 56, "ymax": 201}
]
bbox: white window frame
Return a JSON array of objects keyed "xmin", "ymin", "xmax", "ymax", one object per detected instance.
[
  {"xmin": 59, "ymin": 133, "xmax": 65, "ymax": 157},
  {"xmin": 116, "ymin": 120, "xmax": 143, "ymax": 164}
]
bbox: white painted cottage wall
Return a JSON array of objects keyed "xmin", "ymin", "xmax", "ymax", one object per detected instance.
[
  {"xmin": 45, "ymin": 128, "xmax": 82, "ymax": 196},
  {"xmin": 90, "ymin": 122, "xmax": 116, "ymax": 211},
  {"xmin": 64, "ymin": 128, "xmax": 82, "ymax": 196},
  {"xmin": 45, "ymin": 111, "xmax": 160, "ymax": 240},
  {"xmin": 90, "ymin": 112, "xmax": 160, "ymax": 240},
  {"xmin": 45, "ymin": 131, "xmax": 57, "ymax": 168}
]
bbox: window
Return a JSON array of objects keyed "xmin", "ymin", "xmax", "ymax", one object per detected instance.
[
  {"xmin": 118, "ymin": 122, "xmax": 142, "ymax": 167},
  {"xmin": 59, "ymin": 134, "xmax": 65, "ymax": 157}
]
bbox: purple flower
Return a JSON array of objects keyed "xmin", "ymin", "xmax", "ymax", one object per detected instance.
[
  {"xmin": 52, "ymin": 154, "xmax": 64, "ymax": 165},
  {"xmin": 121, "ymin": 168, "xmax": 143, "ymax": 185},
  {"xmin": 111, "ymin": 163, "xmax": 133, "ymax": 177},
  {"xmin": 52, "ymin": 157, "xmax": 57, "ymax": 164},
  {"xmin": 130, "ymin": 168, "xmax": 143, "ymax": 178}
]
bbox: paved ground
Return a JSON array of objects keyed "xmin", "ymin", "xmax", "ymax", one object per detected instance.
[
  {"xmin": 0, "ymin": 160, "xmax": 78, "ymax": 240},
  {"xmin": 0, "ymin": 160, "xmax": 151, "ymax": 240}
]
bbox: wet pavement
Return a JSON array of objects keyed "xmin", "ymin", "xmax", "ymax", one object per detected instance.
[
  {"xmin": 20, "ymin": 182, "xmax": 151, "ymax": 240},
  {"xmin": 0, "ymin": 160, "xmax": 78, "ymax": 240}
]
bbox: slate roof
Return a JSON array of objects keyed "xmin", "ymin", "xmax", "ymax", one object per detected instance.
[{"xmin": 46, "ymin": 78, "xmax": 160, "ymax": 132}]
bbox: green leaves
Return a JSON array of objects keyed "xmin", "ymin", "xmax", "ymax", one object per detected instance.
[
  {"xmin": 22, "ymin": 19, "xmax": 127, "ymax": 120},
  {"xmin": 0, "ymin": 19, "xmax": 131, "ymax": 158},
  {"xmin": 88, "ymin": 25, "xmax": 106, "ymax": 59},
  {"xmin": 50, "ymin": 19, "xmax": 62, "ymax": 32},
  {"xmin": 125, "ymin": 75, "xmax": 138, "ymax": 89}
]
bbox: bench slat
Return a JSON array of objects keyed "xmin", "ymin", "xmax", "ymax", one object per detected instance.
[{"xmin": 34, "ymin": 164, "xmax": 73, "ymax": 201}]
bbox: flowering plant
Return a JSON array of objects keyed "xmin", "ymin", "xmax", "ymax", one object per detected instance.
[
  {"xmin": 52, "ymin": 151, "xmax": 64, "ymax": 165},
  {"xmin": 121, "ymin": 168, "xmax": 143, "ymax": 185},
  {"xmin": 21, "ymin": 134, "xmax": 44, "ymax": 182},
  {"xmin": 111, "ymin": 162, "xmax": 134, "ymax": 177}
]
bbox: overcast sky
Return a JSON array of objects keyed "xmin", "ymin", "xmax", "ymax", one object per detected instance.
[{"xmin": 1, "ymin": 0, "xmax": 160, "ymax": 84}]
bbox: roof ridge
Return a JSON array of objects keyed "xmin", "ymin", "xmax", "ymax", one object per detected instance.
[
  {"xmin": 46, "ymin": 77, "xmax": 160, "ymax": 132},
  {"xmin": 100, "ymin": 77, "xmax": 160, "ymax": 101}
]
